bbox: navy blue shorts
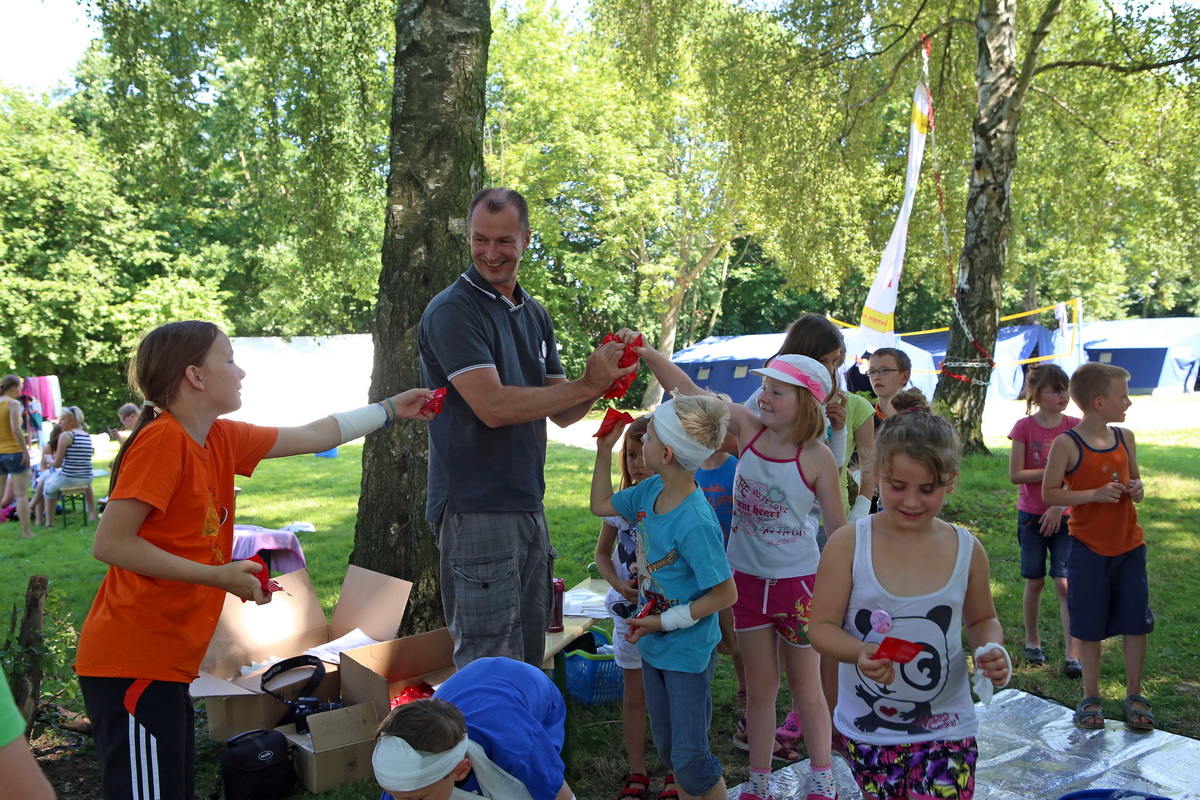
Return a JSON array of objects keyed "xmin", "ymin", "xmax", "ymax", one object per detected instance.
[
  {"xmin": 1017, "ymin": 510, "xmax": 1070, "ymax": 580},
  {"xmin": 0, "ymin": 452, "xmax": 29, "ymax": 475},
  {"xmin": 1066, "ymin": 540, "xmax": 1154, "ymax": 642}
]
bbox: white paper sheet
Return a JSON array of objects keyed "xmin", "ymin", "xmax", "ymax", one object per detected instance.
[
  {"xmin": 303, "ymin": 627, "xmax": 381, "ymax": 664},
  {"xmin": 563, "ymin": 588, "xmax": 608, "ymax": 617}
]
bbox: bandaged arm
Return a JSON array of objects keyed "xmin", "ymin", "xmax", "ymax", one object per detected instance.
[
  {"xmin": 631, "ymin": 578, "xmax": 737, "ymax": 639},
  {"xmin": 266, "ymin": 388, "xmax": 435, "ymax": 458}
]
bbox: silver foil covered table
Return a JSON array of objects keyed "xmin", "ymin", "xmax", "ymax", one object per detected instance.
[{"xmin": 729, "ymin": 689, "xmax": 1196, "ymax": 799}]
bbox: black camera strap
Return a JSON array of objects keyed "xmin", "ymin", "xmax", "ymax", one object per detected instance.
[{"xmin": 259, "ymin": 655, "xmax": 325, "ymax": 723}]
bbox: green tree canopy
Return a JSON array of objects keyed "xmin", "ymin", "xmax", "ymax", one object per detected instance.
[{"xmin": 0, "ymin": 86, "xmax": 227, "ymax": 412}]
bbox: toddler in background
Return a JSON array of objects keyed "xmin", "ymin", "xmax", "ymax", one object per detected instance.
[{"xmin": 695, "ymin": 438, "xmax": 747, "ymax": 718}]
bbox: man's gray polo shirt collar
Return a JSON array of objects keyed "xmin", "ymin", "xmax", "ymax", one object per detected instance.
[{"xmin": 459, "ymin": 266, "xmax": 529, "ymax": 311}]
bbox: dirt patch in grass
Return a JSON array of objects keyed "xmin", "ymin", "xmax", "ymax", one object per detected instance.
[{"xmin": 32, "ymin": 728, "xmax": 103, "ymax": 800}]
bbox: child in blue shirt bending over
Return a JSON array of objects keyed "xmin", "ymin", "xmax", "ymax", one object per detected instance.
[{"xmin": 592, "ymin": 393, "xmax": 737, "ymax": 800}]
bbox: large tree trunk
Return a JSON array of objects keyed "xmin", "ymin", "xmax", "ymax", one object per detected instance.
[
  {"xmin": 935, "ymin": 0, "xmax": 1063, "ymax": 452},
  {"xmin": 350, "ymin": 0, "xmax": 490, "ymax": 637}
]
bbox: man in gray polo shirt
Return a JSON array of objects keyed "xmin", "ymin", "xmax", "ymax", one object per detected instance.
[{"xmin": 418, "ymin": 187, "xmax": 635, "ymax": 668}]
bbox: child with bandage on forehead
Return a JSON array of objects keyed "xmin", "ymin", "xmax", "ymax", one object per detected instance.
[
  {"xmin": 373, "ymin": 657, "xmax": 574, "ymax": 800},
  {"xmin": 591, "ymin": 393, "xmax": 738, "ymax": 800}
]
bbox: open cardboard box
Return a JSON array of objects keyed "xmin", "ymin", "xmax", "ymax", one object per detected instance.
[
  {"xmin": 278, "ymin": 702, "xmax": 380, "ymax": 793},
  {"xmin": 191, "ymin": 565, "xmax": 412, "ymax": 742},
  {"xmin": 340, "ymin": 627, "xmax": 457, "ymax": 722}
]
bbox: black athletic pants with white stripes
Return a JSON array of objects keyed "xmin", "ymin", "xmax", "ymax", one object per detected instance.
[{"xmin": 80, "ymin": 676, "xmax": 195, "ymax": 800}]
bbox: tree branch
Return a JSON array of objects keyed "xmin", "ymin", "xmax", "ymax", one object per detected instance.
[
  {"xmin": 1034, "ymin": 50, "xmax": 1200, "ymax": 76},
  {"xmin": 845, "ymin": 19, "xmax": 975, "ymax": 110},
  {"xmin": 728, "ymin": 233, "xmax": 753, "ymax": 271},
  {"xmin": 1030, "ymin": 85, "xmax": 1170, "ymax": 177},
  {"xmin": 1013, "ymin": 0, "xmax": 1065, "ymax": 113},
  {"xmin": 1028, "ymin": 86, "xmax": 1116, "ymax": 147}
]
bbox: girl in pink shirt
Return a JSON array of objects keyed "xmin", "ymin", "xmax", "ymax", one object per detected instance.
[{"xmin": 1007, "ymin": 363, "xmax": 1081, "ymax": 677}]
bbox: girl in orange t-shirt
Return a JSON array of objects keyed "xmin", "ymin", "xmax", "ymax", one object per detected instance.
[{"xmin": 74, "ymin": 320, "xmax": 436, "ymax": 800}]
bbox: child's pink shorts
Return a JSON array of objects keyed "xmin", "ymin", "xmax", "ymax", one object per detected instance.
[{"xmin": 731, "ymin": 570, "xmax": 815, "ymax": 646}]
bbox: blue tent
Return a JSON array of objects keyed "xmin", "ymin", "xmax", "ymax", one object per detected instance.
[
  {"xmin": 1079, "ymin": 317, "xmax": 1200, "ymax": 395},
  {"xmin": 901, "ymin": 323, "xmax": 1082, "ymax": 401},
  {"xmin": 671, "ymin": 331, "xmax": 938, "ymax": 402},
  {"xmin": 670, "ymin": 317, "xmax": 1198, "ymax": 402}
]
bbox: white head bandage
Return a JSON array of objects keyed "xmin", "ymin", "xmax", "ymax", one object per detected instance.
[
  {"xmin": 372, "ymin": 734, "xmax": 468, "ymax": 792},
  {"xmin": 652, "ymin": 398, "xmax": 715, "ymax": 471}
]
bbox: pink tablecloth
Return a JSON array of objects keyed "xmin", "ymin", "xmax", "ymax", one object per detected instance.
[{"xmin": 232, "ymin": 524, "xmax": 307, "ymax": 574}]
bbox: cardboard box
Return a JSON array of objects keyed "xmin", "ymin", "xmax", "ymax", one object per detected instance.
[
  {"xmin": 191, "ymin": 565, "xmax": 412, "ymax": 742},
  {"xmin": 340, "ymin": 627, "xmax": 457, "ymax": 722},
  {"xmin": 279, "ymin": 702, "xmax": 380, "ymax": 793}
]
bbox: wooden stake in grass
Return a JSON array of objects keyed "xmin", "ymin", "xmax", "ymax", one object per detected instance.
[{"xmin": 10, "ymin": 575, "xmax": 47, "ymax": 736}]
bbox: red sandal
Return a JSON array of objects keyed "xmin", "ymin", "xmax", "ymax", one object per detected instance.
[
  {"xmin": 658, "ymin": 771, "xmax": 679, "ymax": 800},
  {"xmin": 619, "ymin": 773, "xmax": 652, "ymax": 800}
]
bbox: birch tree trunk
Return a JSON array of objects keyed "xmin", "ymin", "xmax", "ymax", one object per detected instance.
[
  {"xmin": 350, "ymin": 0, "xmax": 490, "ymax": 636},
  {"xmin": 934, "ymin": 0, "xmax": 1062, "ymax": 452}
]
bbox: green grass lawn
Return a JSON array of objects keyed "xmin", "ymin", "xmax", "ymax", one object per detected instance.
[{"xmin": 2, "ymin": 418, "xmax": 1198, "ymax": 799}]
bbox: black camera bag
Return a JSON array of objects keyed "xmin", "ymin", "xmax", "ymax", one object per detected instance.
[{"xmin": 219, "ymin": 728, "xmax": 295, "ymax": 800}]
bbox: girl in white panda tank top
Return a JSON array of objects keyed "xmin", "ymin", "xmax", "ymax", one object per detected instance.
[{"xmin": 810, "ymin": 390, "xmax": 1011, "ymax": 800}]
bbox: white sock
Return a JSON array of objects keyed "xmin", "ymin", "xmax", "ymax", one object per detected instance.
[
  {"xmin": 749, "ymin": 766, "xmax": 772, "ymax": 798},
  {"xmin": 810, "ymin": 763, "xmax": 837, "ymax": 798}
]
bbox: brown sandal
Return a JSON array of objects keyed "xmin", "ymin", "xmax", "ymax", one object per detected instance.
[{"xmin": 733, "ymin": 714, "xmax": 801, "ymax": 763}]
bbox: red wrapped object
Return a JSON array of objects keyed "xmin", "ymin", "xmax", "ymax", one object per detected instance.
[
  {"xmin": 593, "ymin": 407, "xmax": 635, "ymax": 439},
  {"xmin": 871, "ymin": 636, "xmax": 923, "ymax": 664},
  {"xmin": 239, "ymin": 554, "xmax": 284, "ymax": 603},
  {"xmin": 600, "ymin": 333, "xmax": 644, "ymax": 399},
  {"xmin": 422, "ymin": 387, "xmax": 447, "ymax": 414},
  {"xmin": 634, "ymin": 592, "xmax": 669, "ymax": 619},
  {"xmin": 390, "ymin": 681, "xmax": 435, "ymax": 709}
]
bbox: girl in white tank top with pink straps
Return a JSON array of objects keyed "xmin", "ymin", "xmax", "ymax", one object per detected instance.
[{"xmin": 636, "ymin": 345, "xmax": 847, "ymax": 800}]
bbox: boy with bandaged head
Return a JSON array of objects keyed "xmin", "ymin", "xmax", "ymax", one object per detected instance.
[{"xmin": 372, "ymin": 657, "xmax": 574, "ymax": 800}]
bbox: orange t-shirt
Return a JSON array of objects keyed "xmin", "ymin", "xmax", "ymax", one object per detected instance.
[
  {"xmin": 1062, "ymin": 427, "xmax": 1143, "ymax": 557},
  {"xmin": 74, "ymin": 412, "xmax": 277, "ymax": 683}
]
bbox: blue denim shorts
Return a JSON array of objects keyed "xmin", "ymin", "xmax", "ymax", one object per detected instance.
[
  {"xmin": 1067, "ymin": 540, "xmax": 1154, "ymax": 641},
  {"xmin": 642, "ymin": 652, "xmax": 722, "ymax": 797},
  {"xmin": 1017, "ymin": 510, "xmax": 1070, "ymax": 580},
  {"xmin": 0, "ymin": 452, "xmax": 29, "ymax": 475}
]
